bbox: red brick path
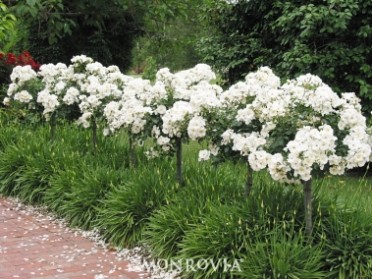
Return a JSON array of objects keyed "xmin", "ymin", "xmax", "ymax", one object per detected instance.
[{"xmin": 0, "ymin": 197, "xmax": 147, "ymax": 279}]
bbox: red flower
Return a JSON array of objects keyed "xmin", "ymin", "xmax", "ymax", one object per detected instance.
[
  {"xmin": 5, "ymin": 53, "xmax": 17, "ymax": 65},
  {"xmin": 1, "ymin": 50, "xmax": 41, "ymax": 71},
  {"xmin": 18, "ymin": 51, "xmax": 41, "ymax": 70},
  {"xmin": 31, "ymin": 61, "xmax": 41, "ymax": 71}
]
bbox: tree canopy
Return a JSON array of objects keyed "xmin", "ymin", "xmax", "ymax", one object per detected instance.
[
  {"xmin": 197, "ymin": 0, "xmax": 372, "ymax": 114},
  {"xmin": 5, "ymin": 0, "xmax": 148, "ymax": 70}
]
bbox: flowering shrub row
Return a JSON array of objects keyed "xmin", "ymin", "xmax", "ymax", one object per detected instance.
[{"xmin": 3, "ymin": 55, "xmax": 372, "ymax": 184}]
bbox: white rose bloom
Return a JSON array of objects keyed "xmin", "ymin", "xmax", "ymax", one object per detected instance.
[
  {"xmin": 236, "ymin": 105, "xmax": 255, "ymax": 125},
  {"xmin": 37, "ymin": 90, "xmax": 60, "ymax": 115},
  {"xmin": 192, "ymin": 63, "xmax": 216, "ymax": 82},
  {"xmin": 162, "ymin": 101, "xmax": 194, "ymax": 138},
  {"xmin": 338, "ymin": 108, "xmax": 366, "ymax": 130},
  {"xmin": 86, "ymin": 62, "xmax": 105, "ymax": 75},
  {"xmin": 155, "ymin": 105, "xmax": 167, "ymax": 115},
  {"xmin": 38, "ymin": 63, "xmax": 68, "ymax": 89},
  {"xmin": 77, "ymin": 112, "xmax": 93, "ymax": 128},
  {"xmin": 149, "ymin": 82, "xmax": 168, "ymax": 103},
  {"xmin": 156, "ymin": 67, "xmax": 173, "ymax": 87},
  {"xmin": 10, "ymin": 65, "xmax": 37, "ymax": 86},
  {"xmin": 3, "ymin": 97, "xmax": 10, "ymax": 106},
  {"xmin": 328, "ymin": 155, "xmax": 346, "ymax": 176},
  {"xmin": 198, "ymin": 150, "xmax": 211, "ymax": 161},
  {"xmin": 103, "ymin": 128, "xmax": 110, "ymax": 136},
  {"xmin": 245, "ymin": 66, "xmax": 281, "ymax": 89},
  {"xmin": 71, "ymin": 54, "xmax": 94, "ymax": 65},
  {"xmin": 285, "ymin": 125, "xmax": 337, "ymax": 180},
  {"xmin": 267, "ymin": 153, "xmax": 293, "ymax": 183},
  {"xmin": 14, "ymin": 90, "xmax": 33, "ymax": 103},
  {"xmin": 189, "ymin": 82, "xmax": 222, "ymax": 111},
  {"xmin": 260, "ymin": 122, "xmax": 276, "ymax": 138},
  {"xmin": 341, "ymin": 92, "xmax": 362, "ymax": 111},
  {"xmin": 151, "ymin": 126, "xmax": 161, "ymax": 138},
  {"xmin": 221, "ymin": 129, "xmax": 234, "ymax": 145},
  {"xmin": 305, "ymin": 85, "xmax": 340, "ymax": 115},
  {"xmin": 248, "ymin": 150, "xmax": 270, "ymax": 171},
  {"xmin": 145, "ymin": 148, "xmax": 160, "ymax": 159},
  {"xmin": 54, "ymin": 81, "xmax": 66, "ymax": 94},
  {"xmin": 157, "ymin": 136, "xmax": 171, "ymax": 146},
  {"xmin": 231, "ymin": 132, "xmax": 266, "ymax": 156},
  {"xmin": 187, "ymin": 115, "xmax": 207, "ymax": 140},
  {"xmin": 295, "ymin": 73, "xmax": 323, "ymax": 88},
  {"xmin": 63, "ymin": 87, "xmax": 80, "ymax": 105},
  {"xmin": 210, "ymin": 144, "xmax": 219, "ymax": 156},
  {"xmin": 7, "ymin": 83, "xmax": 18, "ymax": 97},
  {"xmin": 220, "ymin": 81, "xmax": 259, "ymax": 106}
]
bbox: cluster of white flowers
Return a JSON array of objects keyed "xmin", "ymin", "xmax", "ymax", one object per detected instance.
[
  {"xmin": 285, "ymin": 125, "xmax": 337, "ymax": 181},
  {"xmin": 67, "ymin": 57, "xmax": 131, "ymax": 128},
  {"xmin": 146, "ymin": 64, "xmax": 222, "ymax": 154},
  {"xmin": 187, "ymin": 115, "xmax": 207, "ymax": 141},
  {"xmin": 162, "ymin": 101, "xmax": 194, "ymax": 138},
  {"xmin": 202, "ymin": 67, "xmax": 371, "ymax": 183},
  {"xmin": 37, "ymin": 89, "xmax": 60, "ymax": 118},
  {"xmin": 103, "ymin": 97, "xmax": 151, "ymax": 135},
  {"xmin": 4, "ymin": 58, "xmax": 371, "ymax": 183},
  {"xmin": 4, "ymin": 66, "xmax": 38, "ymax": 107},
  {"xmin": 9, "ymin": 65, "xmax": 37, "ymax": 87},
  {"xmin": 220, "ymin": 67, "xmax": 280, "ymax": 108},
  {"xmin": 13, "ymin": 90, "xmax": 33, "ymax": 103},
  {"xmin": 198, "ymin": 149, "xmax": 211, "ymax": 161},
  {"xmin": 230, "ymin": 132, "xmax": 266, "ymax": 156},
  {"xmin": 4, "ymin": 55, "xmax": 136, "ymax": 124},
  {"xmin": 157, "ymin": 64, "xmax": 216, "ymax": 100},
  {"xmin": 63, "ymin": 87, "xmax": 80, "ymax": 105}
]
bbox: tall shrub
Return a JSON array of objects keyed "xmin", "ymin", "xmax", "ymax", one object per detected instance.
[{"xmin": 198, "ymin": 0, "xmax": 372, "ymax": 114}]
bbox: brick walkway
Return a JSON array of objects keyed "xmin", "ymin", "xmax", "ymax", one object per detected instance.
[{"xmin": 0, "ymin": 197, "xmax": 147, "ymax": 279}]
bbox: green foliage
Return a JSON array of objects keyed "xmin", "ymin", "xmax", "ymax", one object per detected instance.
[
  {"xmin": 238, "ymin": 233, "xmax": 325, "ymax": 279},
  {"xmin": 38, "ymin": 129, "xmax": 135, "ymax": 216},
  {"xmin": 199, "ymin": 0, "xmax": 372, "ymax": 114},
  {"xmin": 0, "ymin": 125, "xmax": 45, "ymax": 196},
  {"xmin": 144, "ymin": 162, "xmax": 245, "ymax": 260},
  {"xmin": 8, "ymin": 0, "xmax": 144, "ymax": 70},
  {"xmin": 130, "ymin": 0, "xmax": 212, "ymax": 74},
  {"xmin": 0, "ymin": 125, "xmax": 82, "ymax": 203},
  {"xmin": 319, "ymin": 175, "xmax": 372, "ymax": 213},
  {"xmin": 177, "ymin": 204, "xmax": 249, "ymax": 279},
  {"xmin": 44, "ymin": 168, "xmax": 78, "ymax": 215},
  {"xmin": 61, "ymin": 166, "xmax": 128, "ymax": 230},
  {"xmin": 0, "ymin": 113, "xmax": 22, "ymax": 148},
  {"xmin": 10, "ymin": 0, "xmax": 75, "ymax": 45},
  {"xmin": 96, "ymin": 162, "xmax": 178, "ymax": 247},
  {"xmin": 0, "ymin": 118, "xmax": 371, "ymax": 277},
  {"xmin": 145, "ymin": 203, "xmax": 200, "ymax": 260},
  {"xmin": 0, "ymin": 1, "xmax": 17, "ymax": 51},
  {"xmin": 150, "ymin": 176, "xmax": 332, "ymax": 278},
  {"xmin": 170, "ymin": 176, "xmax": 339, "ymax": 278},
  {"xmin": 0, "ymin": 144, "xmax": 28, "ymax": 196},
  {"xmin": 234, "ymin": 178, "xmax": 334, "ymax": 245},
  {"xmin": 12, "ymin": 143, "xmax": 60, "ymax": 203},
  {"xmin": 320, "ymin": 209, "xmax": 372, "ymax": 278}
]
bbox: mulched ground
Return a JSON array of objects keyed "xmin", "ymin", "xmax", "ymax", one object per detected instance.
[{"xmin": 0, "ymin": 197, "xmax": 148, "ymax": 279}]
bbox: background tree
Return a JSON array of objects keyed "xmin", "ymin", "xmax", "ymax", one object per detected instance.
[
  {"xmin": 7, "ymin": 0, "xmax": 146, "ymax": 71},
  {"xmin": 0, "ymin": 0, "xmax": 16, "ymax": 52},
  {"xmin": 197, "ymin": 0, "xmax": 372, "ymax": 115},
  {"xmin": 130, "ymin": 0, "xmax": 214, "ymax": 79}
]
